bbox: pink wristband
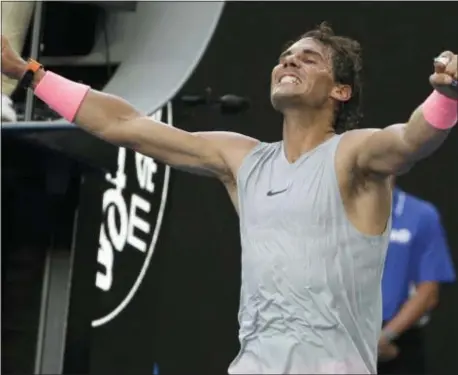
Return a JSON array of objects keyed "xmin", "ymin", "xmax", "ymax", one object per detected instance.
[
  {"xmin": 422, "ymin": 90, "xmax": 458, "ymax": 130},
  {"xmin": 34, "ymin": 71, "xmax": 90, "ymax": 122}
]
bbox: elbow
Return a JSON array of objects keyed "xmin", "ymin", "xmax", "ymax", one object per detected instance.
[
  {"xmin": 426, "ymin": 292, "xmax": 439, "ymax": 310},
  {"xmin": 391, "ymin": 123, "xmax": 425, "ymax": 163},
  {"xmin": 389, "ymin": 141, "xmax": 422, "ymax": 175},
  {"xmin": 393, "ymin": 162, "xmax": 414, "ymax": 176},
  {"xmin": 394, "ymin": 146, "xmax": 418, "ymax": 175},
  {"xmin": 97, "ymin": 123, "xmax": 131, "ymax": 147},
  {"xmin": 402, "ymin": 123, "xmax": 449, "ymax": 161},
  {"xmin": 98, "ymin": 113, "xmax": 141, "ymax": 148},
  {"xmin": 417, "ymin": 282, "xmax": 440, "ymax": 310}
]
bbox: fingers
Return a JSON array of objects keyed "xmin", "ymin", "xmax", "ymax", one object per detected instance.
[
  {"xmin": 430, "ymin": 73, "xmax": 454, "ymax": 86},
  {"xmin": 434, "ymin": 51, "xmax": 454, "ymax": 65},
  {"xmin": 434, "ymin": 51, "xmax": 456, "ymax": 75},
  {"xmin": 448, "ymin": 55, "xmax": 458, "ymax": 80}
]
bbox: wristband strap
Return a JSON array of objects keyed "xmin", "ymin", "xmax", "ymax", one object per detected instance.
[
  {"xmin": 422, "ymin": 90, "xmax": 458, "ymax": 130},
  {"xmin": 34, "ymin": 71, "xmax": 90, "ymax": 122},
  {"xmin": 19, "ymin": 58, "xmax": 43, "ymax": 89}
]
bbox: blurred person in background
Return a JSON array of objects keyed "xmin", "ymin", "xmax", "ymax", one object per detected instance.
[
  {"xmin": 378, "ymin": 184, "xmax": 456, "ymax": 374},
  {"xmin": 1, "ymin": 0, "xmax": 35, "ymax": 121}
]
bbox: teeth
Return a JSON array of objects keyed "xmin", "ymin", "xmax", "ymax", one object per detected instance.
[{"xmin": 280, "ymin": 76, "xmax": 298, "ymax": 84}]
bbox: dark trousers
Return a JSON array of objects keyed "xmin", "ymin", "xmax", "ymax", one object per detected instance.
[{"xmin": 377, "ymin": 327, "xmax": 427, "ymax": 374}]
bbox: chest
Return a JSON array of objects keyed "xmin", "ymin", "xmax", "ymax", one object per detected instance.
[{"xmin": 240, "ymin": 156, "xmax": 337, "ymax": 231}]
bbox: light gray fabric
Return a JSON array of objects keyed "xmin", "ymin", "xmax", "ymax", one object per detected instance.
[{"xmin": 229, "ymin": 135, "xmax": 390, "ymax": 374}]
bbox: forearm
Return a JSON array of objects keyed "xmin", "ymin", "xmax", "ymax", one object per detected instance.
[
  {"xmin": 384, "ymin": 285, "xmax": 438, "ymax": 337},
  {"xmin": 401, "ymin": 102, "xmax": 452, "ymax": 161},
  {"xmin": 357, "ymin": 91, "xmax": 456, "ymax": 175},
  {"xmin": 387, "ymin": 91, "xmax": 455, "ymax": 163},
  {"xmin": 30, "ymin": 68, "xmax": 141, "ymax": 142},
  {"xmin": 25, "ymin": 68, "xmax": 230, "ymax": 176},
  {"xmin": 2, "ymin": 36, "xmax": 257, "ymax": 179},
  {"xmin": 29, "ymin": 68, "xmax": 209, "ymax": 160}
]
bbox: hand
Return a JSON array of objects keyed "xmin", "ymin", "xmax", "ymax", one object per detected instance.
[
  {"xmin": 378, "ymin": 336, "xmax": 399, "ymax": 362},
  {"xmin": 1, "ymin": 35, "xmax": 27, "ymax": 80},
  {"xmin": 430, "ymin": 51, "xmax": 458, "ymax": 99}
]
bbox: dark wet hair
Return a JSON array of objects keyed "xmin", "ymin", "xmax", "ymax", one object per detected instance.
[{"xmin": 301, "ymin": 22, "xmax": 363, "ymax": 133}]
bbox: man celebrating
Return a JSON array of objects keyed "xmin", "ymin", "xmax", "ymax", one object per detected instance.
[{"xmin": 2, "ymin": 23, "xmax": 457, "ymax": 374}]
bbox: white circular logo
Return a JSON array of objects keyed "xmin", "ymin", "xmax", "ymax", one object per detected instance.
[{"xmin": 92, "ymin": 102, "xmax": 173, "ymax": 327}]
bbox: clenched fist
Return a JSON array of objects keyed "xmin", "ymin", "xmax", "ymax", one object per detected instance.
[
  {"xmin": 430, "ymin": 51, "xmax": 458, "ymax": 99},
  {"xmin": 1, "ymin": 35, "xmax": 27, "ymax": 80}
]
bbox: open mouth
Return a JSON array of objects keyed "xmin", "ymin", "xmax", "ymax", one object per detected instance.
[{"xmin": 278, "ymin": 74, "xmax": 301, "ymax": 85}]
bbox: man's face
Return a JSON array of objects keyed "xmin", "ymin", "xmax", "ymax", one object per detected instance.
[{"xmin": 270, "ymin": 37, "xmax": 344, "ymax": 111}]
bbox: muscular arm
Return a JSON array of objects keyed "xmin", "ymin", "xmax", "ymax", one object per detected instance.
[
  {"xmin": 355, "ymin": 52, "xmax": 457, "ymax": 176},
  {"xmin": 355, "ymin": 108, "xmax": 451, "ymax": 176},
  {"xmin": 31, "ymin": 70, "xmax": 259, "ymax": 181}
]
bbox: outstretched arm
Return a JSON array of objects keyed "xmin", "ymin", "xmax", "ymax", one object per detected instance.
[
  {"xmin": 1, "ymin": 36, "xmax": 258, "ymax": 181},
  {"xmin": 39, "ymin": 81, "xmax": 257, "ymax": 179},
  {"xmin": 355, "ymin": 51, "xmax": 457, "ymax": 176}
]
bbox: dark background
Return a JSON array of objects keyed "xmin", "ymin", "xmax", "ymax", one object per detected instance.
[{"xmin": 3, "ymin": 2, "xmax": 458, "ymax": 375}]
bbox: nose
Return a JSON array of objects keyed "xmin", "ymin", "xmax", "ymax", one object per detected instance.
[{"xmin": 282, "ymin": 54, "xmax": 300, "ymax": 69}]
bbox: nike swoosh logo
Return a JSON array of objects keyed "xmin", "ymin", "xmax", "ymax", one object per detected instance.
[{"xmin": 266, "ymin": 188, "xmax": 288, "ymax": 197}]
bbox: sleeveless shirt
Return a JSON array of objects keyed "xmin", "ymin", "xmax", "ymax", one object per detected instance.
[{"xmin": 228, "ymin": 134, "xmax": 391, "ymax": 374}]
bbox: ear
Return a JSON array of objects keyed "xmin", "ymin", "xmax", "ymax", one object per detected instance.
[{"xmin": 330, "ymin": 84, "xmax": 352, "ymax": 102}]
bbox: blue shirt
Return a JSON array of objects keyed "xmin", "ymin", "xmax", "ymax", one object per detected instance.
[{"xmin": 382, "ymin": 188, "xmax": 456, "ymax": 322}]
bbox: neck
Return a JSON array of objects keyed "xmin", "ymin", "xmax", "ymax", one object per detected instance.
[{"xmin": 281, "ymin": 107, "xmax": 335, "ymax": 163}]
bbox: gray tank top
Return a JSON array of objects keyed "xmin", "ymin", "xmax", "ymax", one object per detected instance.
[{"xmin": 228, "ymin": 135, "xmax": 390, "ymax": 374}]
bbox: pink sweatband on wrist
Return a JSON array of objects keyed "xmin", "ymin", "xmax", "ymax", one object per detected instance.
[
  {"xmin": 422, "ymin": 90, "xmax": 458, "ymax": 130},
  {"xmin": 34, "ymin": 71, "xmax": 90, "ymax": 122}
]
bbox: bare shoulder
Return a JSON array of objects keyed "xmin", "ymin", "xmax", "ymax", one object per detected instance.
[
  {"xmin": 196, "ymin": 131, "xmax": 260, "ymax": 181},
  {"xmin": 339, "ymin": 128, "xmax": 380, "ymax": 148},
  {"xmin": 335, "ymin": 129, "xmax": 379, "ymax": 172},
  {"xmin": 340, "ymin": 125, "xmax": 405, "ymax": 144},
  {"xmin": 336, "ymin": 126, "xmax": 405, "ymax": 172}
]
